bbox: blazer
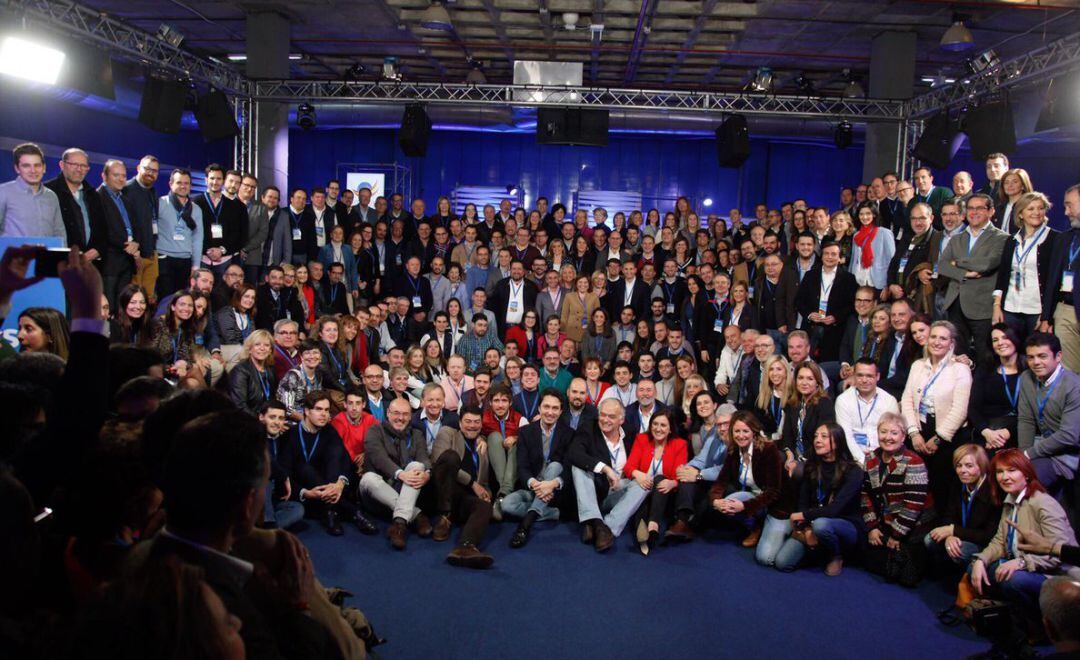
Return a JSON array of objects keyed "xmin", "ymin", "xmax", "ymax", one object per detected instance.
[
  {"xmin": 44, "ymin": 176, "xmax": 107, "ymax": 254},
  {"xmin": 1017, "ymin": 367, "xmax": 1080, "ymax": 478},
  {"xmin": 354, "ymin": 204, "xmax": 379, "ymax": 226},
  {"xmin": 215, "ymin": 306, "xmax": 254, "ymax": 345},
  {"xmin": 432, "ymin": 427, "xmax": 490, "ymax": 488},
  {"xmin": 794, "ymin": 266, "xmax": 858, "ymax": 362},
  {"xmin": 228, "ymin": 359, "xmax": 276, "ymax": 415},
  {"xmin": 975, "ymin": 490, "xmax": 1078, "ymax": 574},
  {"xmin": 489, "ymin": 277, "xmax": 539, "ymax": 338},
  {"xmin": 605, "ymin": 277, "xmax": 651, "ymax": 320},
  {"xmin": 709, "ymin": 440, "xmax": 785, "ymax": 518},
  {"xmin": 411, "ymin": 410, "xmax": 461, "ymax": 451},
  {"xmin": 936, "ymin": 479, "xmax": 1002, "ymax": 548},
  {"xmin": 886, "ymin": 229, "xmax": 935, "ymax": 290},
  {"xmin": 194, "ymin": 193, "xmax": 246, "ymax": 256},
  {"xmin": 560, "ymin": 291, "xmax": 601, "ymax": 344},
  {"xmin": 363, "ymin": 421, "xmax": 431, "ymax": 484},
  {"xmin": 624, "ymin": 434, "xmax": 688, "ymax": 481},
  {"xmin": 95, "ymin": 184, "xmax": 139, "ymax": 275},
  {"xmin": 262, "ymin": 207, "xmax": 292, "ymax": 267},
  {"xmin": 517, "ymin": 421, "xmax": 575, "ymax": 487},
  {"xmin": 900, "ymin": 357, "xmax": 972, "ymax": 442},
  {"xmin": 753, "ymin": 268, "xmax": 798, "ymax": 331},
  {"xmin": 254, "ymin": 284, "xmax": 305, "ymax": 332},
  {"xmin": 937, "ymin": 225, "xmax": 1010, "ymax": 320},
  {"xmin": 566, "ymin": 422, "xmax": 637, "ymax": 474},
  {"xmin": 994, "ymin": 226, "xmax": 1059, "ymax": 312},
  {"xmin": 536, "ymin": 287, "xmax": 571, "ymax": 326},
  {"xmin": 780, "ymin": 397, "xmax": 836, "ymax": 460},
  {"xmin": 285, "ymin": 206, "xmax": 318, "ymax": 263},
  {"xmin": 622, "ymin": 402, "xmax": 669, "ymax": 439},
  {"xmin": 243, "ymin": 203, "xmax": 269, "ymax": 265},
  {"xmin": 122, "ymin": 177, "xmax": 158, "ymax": 257},
  {"xmin": 560, "ymin": 403, "xmax": 599, "ymax": 432},
  {"xmin": 317, "ymin": 243, "xmax": 358, "ymax": 290},
  {"xmin": 392, "ymin": 273, "xmax": 434, "ymax": 318},
  {"xmin": 1041, "ymin": 228, "xmax": 1080, "ymax": 324}
]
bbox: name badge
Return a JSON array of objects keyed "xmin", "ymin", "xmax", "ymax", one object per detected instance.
[
  {"xmin": 412, "ymin": 296, "xmax": 422, "ymax": 308},
  {"xmin": 152, "ymin": 220, "xmax": 159, "ymax": 236},
  {"xmin": 395, "ymin": 254, "xmax": 403, "ymax": 266},
  {"xmin": 853, "ymin": 432, "xmax": 869, "ymax": 447},
  {"xmin": 315, "ymin": 226, "xmax": 324, "ymax": 235},
  {"xmin": 713, "ymin": 320, "xmax": 724, "ymax": 332},
  {"xmin": 581, "ymin": 318, "xmax": 588, "ymax": 329},
  {"xmin": 172, "ymin": 231, "xmax": 185, "ymax": 241},
  {"xmin": 748, "ymin": 285, "xmax": 755, "ymax": 298},
  {"xmin": 1064, "ymin": 271, "xmax": 1074, "ymax": 293},
  {"xmin": 818, "ymin": 300, "xmax": 829, "ymax": 315},
  {"xmin": 667, "ymin": 303, "xmax": 675, "ymax": 314},
  {"xmin": 898, "ymin": 257, "xmax": 908, "ymax": 274},
  {"xmin": 292, "ymin": 228, "xmax": 302, "ymax": 241},
  {"xmin": 509, "ymin": 300, "xmax": 519, "ymax": 312},
  {"xmin": 194, "ymin": 335, "xmax": 205, "ymax": 346},
  {"xmin": 211, "ymin": 223, "xmax": 223, "ymax": 239},
  {"xmin": 918, "ymin": 401, "xmax": 929, "ymax": 423}
]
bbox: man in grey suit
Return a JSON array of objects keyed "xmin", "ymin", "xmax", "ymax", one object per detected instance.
[
  {"xmin": 936, "ymin": 193, "xmax": 1008, "ymax": 367},
  {"xmin": 536, "ymin": 268, "xmax": 569, "ymax": 326},
  {"xmin": 1018, "ymin": 333, "xmax": 1080, "ymax": 525},
  {"xmin": 247, "ymin": 186, "xmax": 292, "ymax": 283},
  {"xmin": 354, "ymin": 186, "xmax": 379, "ymax": 225}
]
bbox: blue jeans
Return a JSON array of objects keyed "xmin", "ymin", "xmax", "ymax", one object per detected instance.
[
  {"xmin": 571, "ymin": 466, "xmax": 649, "ymax": 537},
  {"xmin": 501, "ymin": 462, "xmax": 564, "ymax": 522},
  {"xmin": 969, "ymin": 559, "xmax": 1049, "ymax": 618},
  {"xmin": 923, "ymin": 533, "xmax": 980, "ymax": 566},
  {"xmin": 774, "ymin": 517, "xmax": 859, "ymax": 572},
  {"xmin": 264, "ymin": 483, "xmax": 305, "ymax": 529},
  {"xmin": 756, "ymin": 514, "xmax": 792, "ymax": 567},
  {"xmin": 723, "ymin": 490, "xmax": 765, "ymax": 529}
]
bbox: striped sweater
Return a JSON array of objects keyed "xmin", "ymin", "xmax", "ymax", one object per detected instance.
[{"xmin": 860, "ymin": 448, "xmax": 930, "ymax": 540}]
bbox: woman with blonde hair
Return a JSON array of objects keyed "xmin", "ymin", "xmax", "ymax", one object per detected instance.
[
  {"xmin": 827, "ymin": 210, "xmax": 855, "ymax": 267},
  {"xmin": 991, "ymin": 191, "xmax": 1059, "ymax": 340},
  {"xmin": 924, "ymin": 443, "xmax": 1001, "ymax": 568},
  {"xmin": 228, "ymin": 329, "xmax": 277, "ymax": 414},
  {"xmin": 753, "ymin": 354, "xmax": 790, "ymax": 440},
  {"xmin": 994, "ymin": 168, "xmax": 1034, "ymax": 232},
  {"xmin": 561, "ymin": 274, "xmax": 601, "ymax": 345}
]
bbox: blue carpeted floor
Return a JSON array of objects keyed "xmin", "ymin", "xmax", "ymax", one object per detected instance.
[{"xmin": 300, "ymin": 521, "xmax": 992, "ymax": 659}]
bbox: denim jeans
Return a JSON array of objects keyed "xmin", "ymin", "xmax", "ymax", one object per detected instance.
[
  {"xmin": 571, "ymin": 466, "xmax": 649, "ymax": 537},
  {"xmin": 923, "ymin": 533, "xmax": 981, "ymax": 566},
  {"xmin": 756, "ymin": 514, "xmax": 792, "ymax": 567},
  {"xmin": 723, "ymin": 489, "xmax": 765, "ymax": 529},
  {"xmin": 969, "ymin": 559, "xmax": 1049, "ymax": 619},
  {"xmin": 774, "ymin": 517, "xmax": 859, "ymax": 571},
  {"xmin": 264, "ymin": 483, "xmax": 305, "ymax": 529},
  {"xmin": 501, "ymin": 462, "xmax": 564, "ymax": 522}
]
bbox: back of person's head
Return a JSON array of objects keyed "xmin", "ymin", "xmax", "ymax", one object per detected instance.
[
  {"xmin": 108, "ymin": 346, "xmax": 166, "ymax": 407},
  {"xmin": 0, "ymin": 467, "xmax": 39, "ymax": 613},
  {"xmin": 1040, "ymin": 577, "xmax": 1080, "ymax": 649},
  {"xmin": 0, "ymin": 382, "xmax": 46, "ymax": 462},
  {"xmin": 141, "ymin": 389, "xmax": 234, "ymax": 487},
  {"xmin": 114, "ymin": 376, "xmax": 174, "ymax": 422},
  {"xmin": 163, "ymin": 411, "xmax": 266, "ymax": 535},
  {"xmin": 0, "ymin": 351, "xmax": 65, "ymax": 404}
]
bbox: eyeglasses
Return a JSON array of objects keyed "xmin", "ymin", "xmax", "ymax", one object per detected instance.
[
  {"xmin": 967, "ymin": 205, "xmax": 990, "ymax": 212},
  {"xmin": 897, "ymin": 187, "xmax": 913, "ymax": 194},
  {"xmin": 855, "ymin": 297, "xmax": 875, "ymax": 303},
  {"xmin": 63, "ymin": 161, "xmax": 90, "ymax": 170}
]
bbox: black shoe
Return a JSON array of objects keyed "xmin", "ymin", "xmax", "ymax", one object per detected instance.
[
  {"xmin": 509, "ymin": 524, "xmax": 530, "ymax": 549},
  {"xmin": 580, "ymin": 523, "xmax": 594, "ymax": 545},
  {"xmin": 324, "ymin": 510, "xmax": 344, "ymax": 536},
  {"xmin": 353, "ymin": 512, "xmax": 377, "ymax": 535}
]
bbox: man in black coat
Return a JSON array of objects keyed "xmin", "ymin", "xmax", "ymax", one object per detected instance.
[
  {"xmin": 319, "ymin": 262, "xmax": 351, "ymax": 317},
  {"xmin": 503, "ymin": 390, "xmax": 576, "ymax": 548},
  {"xmin": 194, "ymin": 165, "xmax": 246, "ymax": 278},
  {"xmin": 622, "ymin": 379, "xmax": 668, "ymax": 438},
  {"xmin": 488, "ymin": 260, "xmax": 538, "ymax": 339},
  {"xmin": 277, "ymin": 390, "xmax": 375, "ymax": 535},
  {"xmin": 876, "ymin": 298, "xmax": 915, "ymax": 400},
  {"xmin": 96, "ymin": 160, "xmax": 143, "ymax": 306},
  {"xmin": 560, "ymin": 377, "xmax": 599, "ymax": 432},
  {"xmin": 606, "ymin": 258, "xmax": 651, "ymax": 321},
  {"xmin": 284, "ymin": 188, "xmax": 317, "ymax": 266},
  {"xmin": 254, "ymin": 265, "xmax": 306, "ymax": 331},
  {"xmin": 392, "ymin": 255, "xmax": 434, "ymax": 323},
  {"xmin": 122, "ymin": 155, "xmax": 160, "ymax": 266},
  {"xmin": 795, "ymin": 240, "xmax": 857, "ymax": 363},
  {"xmin": 43, "ymin": 148, "xmax": 107, "ymax": 258}
]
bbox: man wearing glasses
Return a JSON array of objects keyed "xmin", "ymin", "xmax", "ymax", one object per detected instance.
[
  {"xmin": 927, "ymin": 198, "xmax": 968, "ymax": 320},
  {"xmin": 44, "ymin": 147, "xmax": 104, "ymax": 256},
  {"xmin": 937, "ymin": 193, "xmax": 1009, "ymax": 365}
]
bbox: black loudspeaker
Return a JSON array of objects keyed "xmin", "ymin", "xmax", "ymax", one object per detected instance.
[
  {"xmin": 716, "ymin": 114, "xmax": 750, "ymax": 167},
  {"xmin": 536, "ymin": 108, "xmax": 609, "ymax": 146},
  {"xmin": 138, "ymin": 77, "xmax": 187, "ymax": 134},
  {"xmin": 1037, "ymin": 73, "xmax": 1080, "ymax": 133},
  {"xmin": 399, "ymin": 104, "xmax": 432, "ymax": 157},
  {"xmin": 964, "ymin": 100, "xmax": 1016, "ymax": 160},
  {"xmin": 912, "ymin": 111, "xmax": 957, "ymax": 169},
  {"xmin": 194, "ymin": 90, "xmax": 240, "ymax": 142},
  {"xmin": 60, "ymin": 43, "xmax": 115, "ymax": 100}
]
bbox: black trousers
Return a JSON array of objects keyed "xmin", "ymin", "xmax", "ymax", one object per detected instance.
[
  {"xmin": 948, "ymin": 301, "xmax": 993, "ymax": 368},
  {"xmin": 674, "ymin": 480, "xmax": 715, "ymax": 523},
  {"xmin": 294, "ymin": 463, "xmax": 358, "ymax": 519},
  {"xmin": 433, "ymin": 452, "xmax": 492, "ymax": 547},
  {"xmin": 912, "ymin": 414, "xmax": 958, "ymax": 511},
  {"xmin": 156, "ymin": 255, "xmax": 193, "ymax": 302}
]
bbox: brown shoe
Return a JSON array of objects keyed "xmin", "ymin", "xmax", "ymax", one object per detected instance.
[
  {"xmin": 432, "ymin": 515, "xmax": 452, "ymax": 542},
  {"xmin": 446, "ymin": 543, "xmax": 494, "ymax": 569},
  {"xmin": 824, "ymin": 555, "xmax": 844, "ymax": 577},
  {"xmin": 741, "ymin": 525, "xmax": 762, "ymax": 548},
  {"xmin": 664, "ymin": 520, "xmax": 695, "ymax": 543},
  {"xmin": 580, "ymin": 523, "xmax": 594, "ymax": 544},
  {"xmin": 593, "ymin": 522, "xmax": 615, "ymax": 553},
  {"xmin": 388, "ymin": 520, "xmax": 408, "ymax": 550},
  {"xmin": 414, "ymin": 513, "xmax": 433, "ymax": 538}
]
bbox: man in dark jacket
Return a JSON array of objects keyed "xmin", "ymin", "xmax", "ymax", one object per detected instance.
[
  {"xmin": 43, "ymin": 147, "xmax": 106, "ymax": 258},
  {"xmin": 96, "ymin": 159, "xmax": 143, "ymax": 306}
]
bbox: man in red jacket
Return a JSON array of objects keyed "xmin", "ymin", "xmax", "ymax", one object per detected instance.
[{"xmin": 331, "ymin": 387, "xmax": 378, "ymax": 477}]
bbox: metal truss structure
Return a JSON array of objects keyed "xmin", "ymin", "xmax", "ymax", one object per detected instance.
[
  {"xmin": 906, "ymin": 30, "xmax": 1080, "ymax": 119},
  {"xmin": 1, "ymin": 0, "xmax": 247, "ymax": 93},
  {"xmin": 250, "ymin": 80, "xmax": 907, "ymax": 122}
]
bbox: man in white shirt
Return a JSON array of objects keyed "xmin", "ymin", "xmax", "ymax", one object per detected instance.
[
  {"xmin": 834, "ymin": 358, "xmax": 899, "ymax": 466},
  {"xmin": 599, "ymin": 362, "xmax": 636, "ymax": 408}
]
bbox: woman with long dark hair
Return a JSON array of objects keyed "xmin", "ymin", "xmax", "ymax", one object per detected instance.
[
  {"xmin": 150, "ymin": 290, "xmax": 197, "ymax": 372},
  {"xmin": 624, "ymin": 411, "xmax": 689, "ymax": 556},
  {"xmin": 969, "ymin": 323, "xmax": 1026, "ymax": 453},
  {"xmin": 110, "ymin": 284, "xmax": 150, "ymax": 346},
  {"xmin": 17, "ymin": 306, "xmax": 70, "ymax": 361}
]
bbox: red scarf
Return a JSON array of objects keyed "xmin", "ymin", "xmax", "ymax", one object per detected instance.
[{"xmin": 854, "ymin": 224, "xmax": 878, "ymax": 269}]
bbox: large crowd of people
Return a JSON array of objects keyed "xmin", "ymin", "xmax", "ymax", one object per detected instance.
[{"xmin": 1, "ymin": 140, "xmax": 1079, "ymax": 658}]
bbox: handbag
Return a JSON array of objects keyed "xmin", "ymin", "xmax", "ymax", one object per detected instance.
[
  {"xmin": 885, "ymin": 544, "xmax": 921, "ymax": 587},
  {"xmin": 789, "ymin": 521, "xmax": 818, "ymax": 547}
]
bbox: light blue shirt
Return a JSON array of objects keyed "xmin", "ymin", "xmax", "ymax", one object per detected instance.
[
  {"xmin": 72, "ymin": 186, "xmax": 91, "ymax": 244},
  {"xmin": 688, "ymin": 426, "xmax": 727, "ymax": 481},
  {"xmin": 156, "ymin": 195, "xmax": 204, "ymax": 269},
  {"xmin": 0, "ymin": 178, "xmax": 66, "ymax": 239}
]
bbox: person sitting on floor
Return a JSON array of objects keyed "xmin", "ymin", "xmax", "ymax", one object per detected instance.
[{"xmin": 430, "ymin": 405, "xmax": 495, "ymax": 569}]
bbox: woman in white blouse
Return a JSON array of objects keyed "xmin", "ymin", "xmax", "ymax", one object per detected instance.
[
  {"xmin": 992, "ymin": 192, "xmax": 1059, "ymax": 343},
  {"xmin": 900, "ymin": 320, "xmax": 973, "ymax": 508}
]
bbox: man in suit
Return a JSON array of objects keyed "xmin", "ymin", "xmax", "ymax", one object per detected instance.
[
  {"xmin": 503, "ymin": 390, "xmax": 575, "ymax": 548},
  {"xmin": 1018, "ymin": 333, "xmax": 1080, "ymax": 525},
  {"xmin": 245, "ymin": 186, "xmax": 290, "ymax": 284},
  {"xmin": 977, "ymin": 153, "xmax": 1009, "ymax": 198},
  {"xmin": 431, "ymin": 405, "xmax": 496, "ymax": 568},
  {"xmin": 392, "ymin": 255, "xmax": 434, "ymax": 323},
  {"xmin": 885, "ymin": 202, "xmax": 936, "ymax": 303},
  {"xmin": 324, "ymin": 179, "xmax": 351, "ymax": 238},
  {"xmin": 411, "ymin": 383, "xmax": 461, "ymax": 453},
  {"xmin": 96, "ymin": 159, "xmax": 142, "ymax": 306},
  {"xmin": 623, "ymin": 379, "xmax": 668, "ymax": 438},
  {"xmin": 731, "ymin": 237, "xmax": 761, "ymax": 298},
  {"xmin": 44, "ymin": 147, "xmax": 106, "ymax": 259},
  {"xmin": 727, "ymin": 329, "xmax": 765, "ymax": 408},
  {"xmin": 937, "ymin": 193, "xmax": 1009, "ymax": 367},
  {"xmin": 535, "ymin": 268, "xmax": 569, "ymax": 324},
  {"xmin": 560, "ymin": 377, "xmax": 599, "ymax": 431},
  {"xmin": 123, "ymin": 155, "xmax": 161, "ymax": 297},
  {"xmin": 194, "ymin": 164, "xmax": 246, "ymax": 280},
  {"xmin": 254, "ymin": 265, "xmax": 305, "ymax": 332},
  {"xmin": 606, "ymin": 258, "xmax": 651, "ymax": 321},
  {"xmin": 284, "ymin": 188, "xmax": 316, "ymax": 266},
  {"xmin": 876, "ymin": 298, "xmax": 915, "ymax": 400},
  {"xmin": 360, "ymin": 397, "xmax": 433, "ymax": 550},
  {"xmin": 1039, "ymin": 184, "xmax": 1080, "ymax": 373},
  {"xmin": 354, "ymin": 186, "xmax": 379, "ymax": 226},
  {"xmin": 489, "ymin": 259, "xmax": 538, "ymax": 339},
  {"xmin": 278, "ymin": 390, "xmax": 376, "ymax": 536},
  {"xmin": 754, "ymin": 252, "xmax": 798, "ymax": 340},
  {"xmin": 795, "ymin": 241, "xmax": 857, "ymax": 363},
  {"xmin": 319, "ymin": 262, "xmax": 351, "ymax": 316},
  {"xmin": 132, "ymin": 411, "xmax": 339, "ymax": 659}
]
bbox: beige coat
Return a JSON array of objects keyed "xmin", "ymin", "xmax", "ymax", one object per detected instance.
[
  {"xmin": 975, "ymin": 489, "xmax": 1079, "ymax": 576},
  {"xmin": 560, "ymin": 291, "xmax": 600, "ymax": 344},
  {"xmin": 433, "ymin": 427, "xmax": 490, "ymax": 488}
]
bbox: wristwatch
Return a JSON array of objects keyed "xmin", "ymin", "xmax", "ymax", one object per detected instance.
[{"xmin": 1017, "ymin": 556, "xmax": 1027, "ymax": 570}]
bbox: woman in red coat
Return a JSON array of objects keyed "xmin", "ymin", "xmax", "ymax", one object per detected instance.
[
  {"xmin": 624, "ymin": 410, "xmax": 688, "ymax": 556},
  {"xmin": 504, "ymin": 310, "xmax": 541, "ymax": 364}
]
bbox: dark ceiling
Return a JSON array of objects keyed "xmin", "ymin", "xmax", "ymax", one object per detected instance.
[{"xmin": 75, "ymin": 0, "xmax": 1080, "ymax": 96}]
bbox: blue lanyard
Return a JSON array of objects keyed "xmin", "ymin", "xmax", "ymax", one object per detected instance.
[
  {"xmin": 329, "ymin": 284, "xmax": 338, "ymax": 304},
  {"xmin": 739, "ymin": 456, "xmax": 750, "ymax": 491},
  {"xmin": 171, "ymin": 330, "xmax": 183, "ymax": 364},
  {"xmin": 298, "ymin": 426, "xmax": 321, "ymax": 463},
  {"xmin": 856, "ymin": 394, "xmax": 878, "ymax": 428},
  {"xmin": 408, "ymin": 275, "xmax": 421, "ymax": 296},
  {"xmin": 1037, "ymin": 372, "xmax": 1062, "ymax": 428},
  {"xmin": 257, "ymin": 367, "xmax": 271, "ymax": 401},
  {"xmin": 966, "ymin": 230, "xmax": 982, "ymax": 257},
  {"xmin": 464, "ymin": 440, "xmax": 479, "ymax": 470},
  {"xmin": 960, "ymin": 482, "xmax": 980, "ymax": 527},
  {"xmin": 109, "ymin": 190, "xmax": 134, "ymax": 236},
  {"xmin": 424, "ymin": 416, "xmax": 441, "ymax": 448},
  {"xmin": 816, "ymin": 479, "xmax": 826, "ymax": 506},
  {"xmin": 1006, "ymin": 505, "xmax": 1020, "ymax": 556},
  {"xmin": 1069, "ymin": 234, "xmax": 1080, "ymax": 266},
  {"xmin": 275, "ymin": 345, "xmax": 297, "ymax": 369},
  {"xmin": 497, "ymin": 417, "xmax": 507, "ymax": 440},
  {"xmin": 920, "ymin": 360, "xmax": 948, "ymax": 405},
  {"xmin": 519, "ymin": 390, "xmax": 538, "ymax": 419},
  {"xmin": 542, "ymin": 426, "xmax": 554, "ymax": 463},
  {"xmin": 289, "ymin": 209, "xmax": 301, "ymax": 229},
  {"xmin": 1000, "ymin": 367, "xmax": 1020, "ymax": 409},
  {"xmin": 204, "ymin": 192, "xmax": 222, "ymax": 222},
  {"xmin": 324, "ymin": 343, "xmax": 345, "ymax": 386},
  {"xmin": 301, "ymin": 368, "xmax": 316, "ymax": 390},
  {"xmin": 796, "ymin": 405, "xmax": 806, "ymax": 457},
  {"xmin": 769, "ymin": 395, "xmax": 781, "ymax": 424},
  {"xmin": 1013, "ymin": 225, "xmax": 1047, "ymax": 275}
]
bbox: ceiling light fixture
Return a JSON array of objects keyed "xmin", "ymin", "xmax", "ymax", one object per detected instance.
[
  {"xmin": 940, "ymin": 14, "xmax": 975, "ymax": 52},
  {"xmin": 703, "ymin": 197, "xmax": 714, "ymax": 207},
  {"xmin": 0, "ymin": 35, "xmax": 65, "ymax": 85},
  {"xmin": 968, "ymin": 49, "xmax": 1001, "ymax": 74},
  {"xmin": 297, "ymin": 103, "xmax": 316, "ymax": 130},
  {"xmin": 345, "ymin": 63, "xmax": 367, "ymax": 80},
  {"xmin": 563, "ymin": 12, "xmax": 580, "ymax": 30},
  {"xmin": 506, "ymin": 184, "xmax": 520, "ymax": 196},
  {"xmin": 466, "ymin": 59, "xmax": 487, "ymax": 84},
  {"xmin": 842, "ymin": 70, "xmax": 864, "ymax": 99},
  {"xmin": 419, "ymin": 1, "xmax": 453, "ymax": 31},
  {"xmin": 746, "ymin": 67, "xmax": 773, "ymax": 93},
  {"xmin": 793, "ymin": 73, "xmax": 814, "ymax": 94},
  {"xmin": 834, "ymin": 120, "xmax": 853, "ymax": 149},
  {"xmin": 156, "ymin": 23, "xmax": 185, "ymax": 48},
  {"xmin": 226, "ymin": 53, "xmax": 303, "ymax": 62},
  {"xmin": 383, "ymin": 57, "xmax": 401, "ymax": 81}
]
